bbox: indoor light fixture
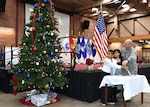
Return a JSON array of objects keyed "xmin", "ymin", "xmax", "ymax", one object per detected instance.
[
  {"xmin": 122, "ymin": 4, "xmax": 129, "ymax": 8},
  {"xmin": 0, "ymin": 27, "xmax": 14, "ymax": 31},
  {"xmin": 92, "ymin": 7, "xmax": 98, "ymax": 12},
  {"xmin": 145, "ymin": 40, "xmax": 149, "ymax": 43},
  {"xmin": 130, "ymin": 8, "xmax": 136, "ymax": 12},
  {"xmin": 142, "ymin": 0, "xmax": 147, "ymax": 3},
  {"xmin": 139, "ymin": 40, "xmax": 144, "ymax": 42},
  {"xmin": 114, "ymin": 0, "xmax": 121, "ymax": 4},
  {"xmin": 102, "ymin": 0, "xmax": 112, "ymax": 4},
  {"xmin": 102, "ymin": 11, "xmax": 109, "ymax": 14}
]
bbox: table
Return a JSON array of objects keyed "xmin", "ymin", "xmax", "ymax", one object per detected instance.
[
  {"xmin": 65, "ymin": 71, "xmax": 102, "ymax": 103},
  {"xmin": 138, "ymin": 67, "xmax": 150, "ymax": 83},
  {"xmin": 99, "ymin": 75, "xmax": 150, "ymax": 107}
]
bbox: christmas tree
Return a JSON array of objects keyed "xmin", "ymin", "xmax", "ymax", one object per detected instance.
[{"xmin": 13, "ymin": 0, "xmax": 69, "ymax": 92}]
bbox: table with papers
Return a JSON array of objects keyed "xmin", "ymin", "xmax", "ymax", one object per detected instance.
[{"xmin": 99, "ymin": 75, "xmax": 150, "ymax": 107}]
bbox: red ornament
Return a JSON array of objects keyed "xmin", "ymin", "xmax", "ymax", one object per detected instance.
[
  {"xmin": 32, "ymin": 27, "xmax": 36, "ymax": 32},
  {"xmin": 41, "ymin": 74, "xmax": 45, "ymax": 78},
  {"xmin": 12, "ymin": 76, "xmax": 18, "ymax": 95},
  {"xmin": 51, "ymin": 19, "xmax": 55, "ymax": 27},
  {"xmin": 41, "ymin": 3, "xmax": 45, "ymax": 7},
  {"xmin": 32, "ymin": 47, "xmax": 37, "ymax": 52},
  {"xmin": 52, "ymin": 20, "xmax": 55, "ymax": 24},
  {"xmin": 14, "ymin": 90, "xmax": 17, "ymax": 95},
  {"xmin": 62, "ymin": 64, "xmax": 65, "ymax": 67},
  {"xmin": 12, "ymin": 76, "xmax": 18, "ymax": 86},
  {"xmin": 33, "ymin": 13, "xmax": 36, "ymax": 19}
]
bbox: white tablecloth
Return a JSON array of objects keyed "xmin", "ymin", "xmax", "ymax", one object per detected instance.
[{"xmin": 99, "ymin": 75, "xmax": 150, "ymax": 101}]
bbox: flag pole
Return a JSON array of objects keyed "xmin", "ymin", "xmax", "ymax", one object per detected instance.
[
  {"xmin": 99, "ymin": 4, "xmax": 103, "ymax": 66},
  {"xmin": 100, "ymin": 4, "xmax": 102, "ymax": 12},
  {"xmin": 78, "ymin": 32, "xmax": 80, "ymax": 64},
  {"xmin": 100, "ymin": 4, "xmax": 103, "ymax": 64},
  {"xmin": 78, "ymin": 31, "xmax": 80, "ymax": 37},
  {"xmin": 82, "ymin": 32, "xmax": 84, "ymax": 36},
  {"xmin": 98, "ymin": 4, "xmax": 103, "ymax": 64},
  {"xmin": 71, "ymin": 30, "xmax": 74, "ymax": 37}
]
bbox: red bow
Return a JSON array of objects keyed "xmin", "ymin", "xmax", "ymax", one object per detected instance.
[{"xmin": 12, "ymin": 76, "xmax": 18, "ymax": 95}]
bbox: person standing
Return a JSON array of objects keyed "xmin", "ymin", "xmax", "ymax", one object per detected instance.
[
  {"xmin": 111, "ymin": 49, "xmax": 123, "ymax": 102},
  {"xmin": 114, "ymin": 49, "xmax": 123, "ymax": 66},
  {"xmin": 121, "ymin": 39, "xmax": 138, "ymax": 75}
]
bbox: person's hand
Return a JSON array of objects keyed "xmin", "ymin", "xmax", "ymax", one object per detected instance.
[
  {"xmin": 124, "ymin": 66, "xmax": 128, "ymax": 71},
  {"xmin": 121, "ymin": 65, "xmax": 128, "ymax": 70},
  {"xmin": 122, "ymin": 60, "xmax": 128, "ymax": 66}
]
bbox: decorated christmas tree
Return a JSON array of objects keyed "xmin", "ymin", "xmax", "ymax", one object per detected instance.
[{"xmin": 12, "ymin": 0, "xmax": 69, "ymax": 93}]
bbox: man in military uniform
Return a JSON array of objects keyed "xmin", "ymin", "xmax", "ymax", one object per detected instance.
[{"xmin": 121, "ymin": 39, "xmax": 138, "ymax": 75}]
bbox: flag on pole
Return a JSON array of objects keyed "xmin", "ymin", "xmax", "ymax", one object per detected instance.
[
  {"xmin": 91, "ymin": 42, "xmax": 96, "ymax": 57},
  {"xmin": 93, "ymin": 12, "xmax": 108, "ymax": 60},
  {"xmin": 80, "ymin": 36, "xmax": 87, "ymax": 59},
  {"xmin": 69, "ymin": 36, "xmax": 75, "ymax": 59},
  {"xmin": 86, "ymin": 38, "xmax": 92, "ymax": 56},
  {"xmin": 75, "ymin": 37, "xmax": 81, "ymax": 59}
]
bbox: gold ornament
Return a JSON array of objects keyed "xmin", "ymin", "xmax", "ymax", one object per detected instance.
[{"xmin": 45, "ymin": 84, "xmax": 50, "ymax": 89}]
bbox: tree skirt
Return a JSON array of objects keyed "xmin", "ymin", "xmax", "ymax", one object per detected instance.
[{"xmin": 20, "ymin": 96, "xmax": 60, "ymax": 106}]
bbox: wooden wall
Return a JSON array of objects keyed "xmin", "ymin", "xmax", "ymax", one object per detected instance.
[
  {"xmin": 70, "ymin": 14, "xmax": 96, "ymax": 38},
  {"xmin": 107, "ymin": 14, "xmax": 150, "ymax": 42}
]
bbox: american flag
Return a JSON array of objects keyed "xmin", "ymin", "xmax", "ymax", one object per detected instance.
[{"xmin": 93, "ymin": 12, "xmax": 108, "ymax": 60}]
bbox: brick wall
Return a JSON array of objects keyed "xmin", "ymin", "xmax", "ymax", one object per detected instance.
[
  {"xmin": 0, "ymin": 1, "xmax": 97, "ymax": 46},
  {"xmin": 0, "ymin": 0, "xmax": 24, "ymax": 46}
]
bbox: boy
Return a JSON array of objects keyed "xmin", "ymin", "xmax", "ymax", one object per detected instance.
[{"xmin": 100, "ymin": 50, "xmax": 127, "ymax": 105}]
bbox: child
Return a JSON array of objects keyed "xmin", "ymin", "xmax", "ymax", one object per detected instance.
[{"xmin": 100, "ymin": 50, "xmax": 127, "ymax": 105}]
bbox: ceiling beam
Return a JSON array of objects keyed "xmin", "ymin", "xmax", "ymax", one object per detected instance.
[
  {"xmin": 108, "ymin": 34, "xmax": 150, "ymax": 42},
  {"xmin": 53, "ymin": 0, "xmax": 74, "ymax": 12},
  {"xmin": 74, "ymin": 1, "xmax": 103, "ymax": 13}
]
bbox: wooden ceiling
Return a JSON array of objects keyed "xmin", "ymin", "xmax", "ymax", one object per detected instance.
[
  {"xmin": 54, "ymin": 0, "xmax": 150, "ymax": 20},
  {"xmin": 22, "ymin": 0, "xmax": 150, "ymax": 21}
]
